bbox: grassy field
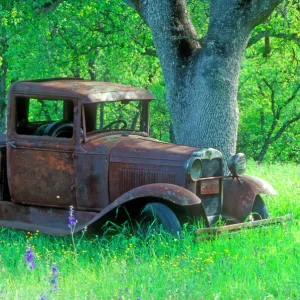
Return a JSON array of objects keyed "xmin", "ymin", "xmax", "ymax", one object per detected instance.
[{"xmin": 0, "ymin": 161, "xmax": 299, "ymax": 299}]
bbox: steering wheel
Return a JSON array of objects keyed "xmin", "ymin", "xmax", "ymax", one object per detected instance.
[
  {"xmin": 34, "ymin": 124, "xmax": 49, "ymax": 136},
  {"xmin": 51, "ymin": 123, "xmax": 74, "ymax": 138},
  {"xmin": 102, "ymin": 120, "xmax": 127, "ymax": 130}
]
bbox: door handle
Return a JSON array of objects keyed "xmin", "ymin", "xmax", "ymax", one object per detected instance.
[{"xmin": 7, "ymin": 141, "xmax": 17, "ymax": 149}]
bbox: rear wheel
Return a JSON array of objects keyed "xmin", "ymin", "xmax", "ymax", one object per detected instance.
[
  {"xmin": 139, "ymin": 202, "xmax": 181, "ymax": 237},
  {"xmin": 252, "ymin": 195, "xmax": 270, "ymax": 220}
]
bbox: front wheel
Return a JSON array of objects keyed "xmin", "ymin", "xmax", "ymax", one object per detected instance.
[
  {"xmin": 139, "ymin": 202, "xmax": 181, "ymax": 236},
  {"xmin": 252, "ymin": 195, "xmax": 270, "ymax": 220}
]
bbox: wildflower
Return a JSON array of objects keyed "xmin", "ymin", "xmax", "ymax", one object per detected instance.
[
  {"xmin": 50, "ymin": 263, "xmax": 59, "ymax": 293},
  {"xmin": 24, "ymin": 246, "xmax": 35, "ymax": 270},
  {"xmin": 68, "ymin": 205, "xmax": 78, "ymax": 229},
  {"xmin": 40, "ymin": 294, "xmax": 48, "ymax": 300}
]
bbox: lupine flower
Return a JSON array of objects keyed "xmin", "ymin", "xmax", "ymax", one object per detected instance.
[
  {"xmin": 40, "ymin": 294, "xmax": 48, "ymax": 300},
  {"xmin": 50, "ymin": 263, "xmax": 59, "ymax": 293},
  {"xmin": 24, "ymin": 246, "xmax": 35, "ymax": 270},
  {"xmin": 68, "ymin": 205, "xmax": 78, "ymax": 228}
]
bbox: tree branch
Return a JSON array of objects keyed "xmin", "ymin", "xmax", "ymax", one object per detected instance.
[
  {"xmin": 125, "ymin": 0, "xmax": 200, "ymax": 63},
  {"xmin": 246, "ymin": 0, "xmax": 283, "ymax": 28},
  {"xmin": 143, "ymin": 48, "xmax": 157, "ymax": 57},
  {"xmin": 271, "ymin": 114, "xmax": 300, "ymax": 142},
  {"xmin": 247, "ymin": 31, "xmax": 300, "ymax": 48},
  {"xmin": 32, "ymin": 0, "xmax": 65, "ymax": 13},
  {"xmin": 262, "ymin": 78, "xmax": 276, "ymax": 117},
  {"xmin": 0, "ymin": 36, "xmax": 12, "ymax": 45},
  {"xmin": 279, "ymin": 84, "xmax": 300, "ymax": 110}
]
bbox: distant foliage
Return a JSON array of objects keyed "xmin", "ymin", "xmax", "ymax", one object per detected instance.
[{"xmin": 238, "ymin": 0, "xmax": 299, "ymax": 163}]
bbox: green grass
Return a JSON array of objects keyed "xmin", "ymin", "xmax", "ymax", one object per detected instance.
[{"xmin": 0, "ymin": 161, "xmax": 299, "ymax": 299}]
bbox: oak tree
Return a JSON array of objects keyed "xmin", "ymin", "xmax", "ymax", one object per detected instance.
[{"xmin": 124, "ymin": 0, "xmax": 284, "ymax": 160}]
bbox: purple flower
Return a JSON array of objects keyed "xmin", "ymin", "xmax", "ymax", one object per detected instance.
[
  {"xmin": 68, "ymin": 205, "xmax": 78, "ymax": 228},
  {"xmin": 50, "ymin": 263, "xmax": 59, "ymax": 293},
  {"xmin": 24, "ymin": 246, "xmax": 35, "ymax": 270},
  {"xmin": 40, "ymin": 294, "xmax": 48, "ymax": 300}
]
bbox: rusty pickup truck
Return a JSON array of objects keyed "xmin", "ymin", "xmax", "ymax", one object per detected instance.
[{"xmin": 0, "ymin": 78, "xmax": 278, "ymax": 236}]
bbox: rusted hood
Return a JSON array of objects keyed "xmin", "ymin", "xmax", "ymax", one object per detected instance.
[
  {"xmin": 82, "ymin": 134, "xmax": 198, "ymax": 164},
  {"xmin": 109, "ymin": 137, "xmax": 198, "ymax": 165}
]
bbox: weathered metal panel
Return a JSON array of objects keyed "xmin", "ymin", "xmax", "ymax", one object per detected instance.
[
  {"xmin": 8, "ymin": 147, "xmax": 76, "ymax": 208},
  {"xmin": 9, "ymin": 80, "xmax": 155, "ymax": 104},
  {"xmin": 223, "ymin": 175, "xmax": 277, "ymax": 221},
  {"xmin": 110, "ymin": 137, "xmax": 197, "ymax": 162},
  {"xmin": 75, "ymin": 152, "xmax": 109, "ymax": 211},
  {"xmin": 108, "ymin": 138, "xmax": 192, "ymax": 201}
]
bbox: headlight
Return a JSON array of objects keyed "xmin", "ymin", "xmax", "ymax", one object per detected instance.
[
  {"xmin": 186, "ymin": 157, "xmax": 202, "ymax": 181},
  {"xmin": 227, "ymin": 153, "xmax": 247, "ymax": 176}
]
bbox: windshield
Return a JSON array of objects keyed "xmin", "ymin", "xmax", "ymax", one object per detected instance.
[{"xmin": 83, "ymin": 100, "xmax": 147, "ymax": 134}]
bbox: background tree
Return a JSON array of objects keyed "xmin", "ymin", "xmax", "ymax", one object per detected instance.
[
  {"xmin": 238, "ymin": 0, "xmax": 299, "ymax": 162},
  {"xmin": 0, "ymin": 0, "xmax": 64, "ymax": 132}
]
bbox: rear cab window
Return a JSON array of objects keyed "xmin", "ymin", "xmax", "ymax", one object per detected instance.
[{"xmin": 15, "ymin": 97, "xmax": 74, "ymax": 138}]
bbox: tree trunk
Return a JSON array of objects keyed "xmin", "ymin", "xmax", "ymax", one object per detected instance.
[{"xmin": 126, "ymin": 0, "xmax": 282, "ymax": 162}]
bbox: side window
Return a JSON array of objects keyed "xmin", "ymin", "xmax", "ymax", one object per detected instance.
[
  {"xmin": 15, "ymin": 97, "xmax": 74, "ymax": 138},
  {"xmin": 83, "ymin": 101, "xmax": 141, "ymax": 133}
]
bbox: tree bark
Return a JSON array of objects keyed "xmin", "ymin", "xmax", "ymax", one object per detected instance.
[{"xmin": 125, "ymin": 0, "xmax": 282, "ymax": 161}]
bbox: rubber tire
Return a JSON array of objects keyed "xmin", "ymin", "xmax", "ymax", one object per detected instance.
[
  {"xmin": 252, "ymin": 195, "xmax": 270, "ymax": 220},
  {"xmin": 140, "ymin": 202, "xmax": 181, "ymax": 236}
]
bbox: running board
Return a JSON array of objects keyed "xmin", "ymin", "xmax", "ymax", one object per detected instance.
[{"xmin": 0, "ymin": 201, "xmax": 97, "ymax": 236}]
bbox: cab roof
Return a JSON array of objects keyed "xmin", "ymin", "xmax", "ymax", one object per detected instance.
[{"xmin": 10, "ymin": 78, "xmax": 155, "ymax": 103}]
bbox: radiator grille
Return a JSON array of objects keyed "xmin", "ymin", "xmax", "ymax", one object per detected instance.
[
  {"xmin": 118, "ymin": 168, "xmax": 175, "ymax": 195},
  {"xmin": 201, "ymin": 158, "xmax": 223, "ymax": 177},
  {"xmin": 196, "ymin": 158, "xmax": 222, "ymax": 204}
]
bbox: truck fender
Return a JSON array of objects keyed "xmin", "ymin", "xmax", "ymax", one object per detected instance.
[
  {"xmin": 223, "ymin": 175, "xmax": 277, "ymax": 221},
  {"xmin": 84, "ymin": 183, "xmax": 207, "ymax": 229}
]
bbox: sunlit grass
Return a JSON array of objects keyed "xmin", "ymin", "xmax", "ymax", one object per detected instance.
[{"xmin": 0, "ymin": 162, "xmax": 299, "ymax": 299}]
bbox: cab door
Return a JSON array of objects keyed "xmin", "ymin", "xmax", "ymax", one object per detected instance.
[{"xmin": 7, "ymin": 95, "xmax": 78, "ymax": 209}]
